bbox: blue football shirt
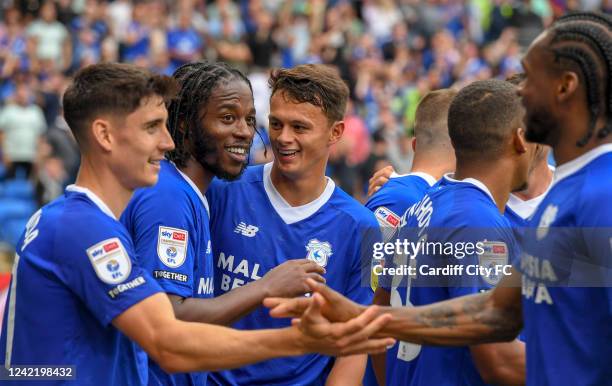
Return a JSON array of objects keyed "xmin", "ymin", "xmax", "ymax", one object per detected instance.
[
  {"xmin": 519, "ymin": 144, "xmax": 612, "ymax": 386},
  {"xmin": 205, "ymin": 163, "xmax": 378, "ymax": 386},
  {"xmin": 122, "ymin": 160, "xmax": 214, "ymax": 386},
  {"xmin": 0, "ymin": 186, "xmax": 163, "ymax": 386},
  {"xmin": 364, "ymin": 172, "xmax": 436, "ymax": 386},
  {"xmin": 395, "ymin": 175, "xmax": 518, "ymax": 386}
]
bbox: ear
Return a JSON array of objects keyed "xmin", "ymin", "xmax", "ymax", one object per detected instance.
[
  {"xmin": 513, "ymin": 127, "xmax": 528, "ymax": 155},
  {"xmin": 91, "ymin": 118, "xmax": 113, "ymax": 152},
  {"xmin": 557, "ymin": 71, "xmax": 579, "ymax": 103},
  {"xmin": 412, "ymin": 137, "xmax": 417, "ymax": 152},
  {"xmin": 328, "ymin": 120, "xmax": 345, "ymax": 146}
]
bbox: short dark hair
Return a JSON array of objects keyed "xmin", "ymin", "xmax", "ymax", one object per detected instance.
[
  {"xmin": 63, "ymin": 63, "xmax": 177, "ymax": 146},
  {"xmin": 268, "ymin": 64, "xmax": 349, "ymax": 124},
  {"xmin": 166, "ymin": 61, "xmax": 253, "ymax": 168},
  {"xmin": 546, "ymin": 14, "xmax": 611, "ymax": 145},
  {"xmin": 505, "ymin": 72, "xmax": 526, "ymax": 86},
  {"xmin": 448, "ymin": 79, "xmax": 523, "ymax": 161},
  {"xmin": 414, "ymin": 88, "xmax": 457, "ymax": 152}
]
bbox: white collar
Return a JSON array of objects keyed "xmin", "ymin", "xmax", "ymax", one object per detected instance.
[
  {"xmin": 66, "ymin": 185, "xmax": 117, "ymax": 220},
  {"xmin": 552, "ymin": 144, "xmax": 612, "ymax": 186},
  {"xmin": 172, "ymin": 162, "xmax": 210, "ymax": 217},
  {"xmin": 506, "ymin": 165, "xmax": 555, "ymax": 219},
  {"xmin": 263, "ymin": 162, "xmax": 335, "ymax": 225},
  {"xmin": 443, "ymin": 173, "xmax": 495, "ymax": 204}
]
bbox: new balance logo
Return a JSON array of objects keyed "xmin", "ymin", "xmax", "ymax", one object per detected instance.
[{"xmin": 234, "ymin": 222, "xmax": 259, "ymax": 237}]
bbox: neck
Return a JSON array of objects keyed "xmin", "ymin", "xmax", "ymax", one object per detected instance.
[
  {"xmin": 514, "ymin": 160, "xmax": 552, "ymax": 201},
  {"xmin": 411, "ymin": 154, "xmax": 453, "ymax": 180},
  {"xmin": 270, "ymin": 163, "xmax": 327, "ymax": 206},
  {"xmin": 553, "ymin": 114, "xmax": 612, "ymax": 165},
  {"xmin": 179, "ymin": 158, "xmax": 214, "ymax": 195},
  {"xmin": 74, "ymin": 156, "xmax": 133, "ymax": 219},
  {"xmin": 454, "ymin": 160, "xmax": 513, "ymax": 213}
]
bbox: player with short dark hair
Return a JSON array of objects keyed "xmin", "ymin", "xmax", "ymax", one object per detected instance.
[
  {"xmin": 121, "ymin": 61, "xmax": 331, "ymax": 386},
  {"xmin": 0, "ymin": 62, "xmax": 395, "ymax": 386},
  {"xmin": 266, "ymin": 12, "xmax": 612, "ymax": 386},
  {"xmin": 206, "ymin": 64, "xmax": 382, "ymax": 386},
  {"xmin": 365, "ymin": 88, "xmax": 457, "ymax": 386}
]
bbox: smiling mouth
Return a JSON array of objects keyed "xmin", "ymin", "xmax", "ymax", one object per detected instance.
[
  {"xmin": 226, "ymin": 146, "xmax": 248, "ymax": 156},
  {"xmin": 278, "ymin": 149, "xmax": 299, "ymax": 157}
]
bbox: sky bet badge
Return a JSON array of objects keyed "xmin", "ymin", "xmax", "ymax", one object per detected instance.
[
  {"xmin": 306, "ymin": 239, "xmax": 332, "ymax": 268},
  {"xmin": 157, "ymin": 226, "xmax": 188, "ymax": 268},
  {"xmin": 479, "ymin": 241, "xmax": 509, "ymax": 286},
  {"xmin": 87, "ymin": 237, "xmax": 132, "ymax": 284}
]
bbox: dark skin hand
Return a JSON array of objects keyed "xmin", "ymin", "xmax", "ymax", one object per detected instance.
[{"xmin": 171, "ymin": 259, "xmax": 325, "ymax": 325}]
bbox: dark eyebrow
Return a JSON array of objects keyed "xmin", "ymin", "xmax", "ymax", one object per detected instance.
[{"xmin": 143, "ymin": 118, "xmax": 164, "ymax": 129}]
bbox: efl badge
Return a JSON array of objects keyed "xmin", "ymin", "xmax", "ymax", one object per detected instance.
[
  {"xmin": 306, "ymin": 239, "xmax": 332, "ymax": 268},
  {"xmin": 537, "ymin": 205, "xmax": 558, "ymax": 240},
  {"xmin": 157, "ymin": 226, "xmax": 188, "ymax": 268},
  {"xmin": 479, "ymin": 241, "xmax": 509, "ymax": 286},
  {"xmin": 87, "ymin": 238, "xmax": 132, "ymax": 284},
  {"xmin": 374, "ymin": 206, "xmax": 401, "ymax": 228}
]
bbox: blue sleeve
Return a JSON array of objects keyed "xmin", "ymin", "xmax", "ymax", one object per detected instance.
[
  {"xmin": 125, "ymin": 190, "xmax": 199, "ymax": 298},
  {"xmin": 55, "ymin": 219, "xmax": 162, "ymax": 326},
  {"xmin": 347, "ymin": 214, "xmax": 381, "ymax": 305},
  {"xmin": 577, "ymin": 189, "xmax": 612, "ymax": 288},
  {"xmin": 442, "ymin": 215, "xmax": 515, "ymax": 299}
]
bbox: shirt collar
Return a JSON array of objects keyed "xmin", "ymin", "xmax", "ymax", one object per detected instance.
[
  {"xmin": 442, "ymin": 173, "xmax": 496, "ymax": 204},
  {"xmin": 552, "ymin": 144, "xmax": 612, "ymax": 186},
  {"xmin": 66, "ymin": 185, "xmax": 117, "ymax": 220}
]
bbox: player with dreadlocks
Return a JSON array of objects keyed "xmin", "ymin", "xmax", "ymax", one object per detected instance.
[
  {"xmin": 265, "ymin": 12, "xmax": 612, "ymax": 386},
  {"xmin": 121, "ymin": 61, "xmax": 329, "ymax": 386}
]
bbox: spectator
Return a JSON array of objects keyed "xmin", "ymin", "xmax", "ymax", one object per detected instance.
[
  {"xmin": 26, "ymin": 0, "xmax": 71, "ymax": 71},
  {"xmin": 0, "ymin": 81, "xmax": 46, "ymax": 179}
]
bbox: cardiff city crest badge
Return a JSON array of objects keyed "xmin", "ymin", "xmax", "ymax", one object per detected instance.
[
  {"xmin": 537, "ymin": 204, "xmax": 558, "ymax": 240},
  {"xmin": 306, "ymin": 239, "xmax": 332, "ymax": 268}
]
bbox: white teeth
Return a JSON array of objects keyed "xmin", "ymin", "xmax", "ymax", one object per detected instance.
[
  {"xmin": 227, "ymin": 147, "xmax": 246, "ymax": 155},
  {"xmin": 279, "ymin": 149, "xmax": 297, "ymax": 156}
]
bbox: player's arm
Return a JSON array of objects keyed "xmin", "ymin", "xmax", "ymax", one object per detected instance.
[
  {"xmin": 266, "ymin": 271, "xmax": 523, "ymax": 346},
  {"xmin": 168, "ymin": 259, "xmax": 325, "ymax": 325},
  {"xmin": 470, "ymin": 340, "xmax": 525, "ymax": 385},
  {"xmin": 370, "ymin": 287, "xmax": 391, "ymax": 386},
  {"xmin": 113, "ymin": 292, "xmax": 395, "ymax": 373},
  {"xmin": 325, "ymin": 355, "xmax": 367, "ymax": 386}
]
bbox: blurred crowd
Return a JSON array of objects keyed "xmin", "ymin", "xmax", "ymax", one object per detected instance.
[{"xmin": 0, "ymin": 0, "xmax": 609, "ymax": 252}]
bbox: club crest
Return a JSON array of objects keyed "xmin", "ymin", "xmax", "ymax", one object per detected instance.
[
  {"xmin": 306, "ymin": 239, "xmax": 332, "ymax": 268},
  {"xmin": 537, "ymin": 205, "xmax": 558, "ymax": 240}
]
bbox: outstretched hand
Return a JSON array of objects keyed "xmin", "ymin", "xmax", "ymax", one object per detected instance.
[
  {"xmin": 296, "ymin": 293, "xmax": 395, "ymax": 356},
  {"xmin": 264, "ymin": 279, "xmax": 365, "ymax": 322},
  {"xmin": 260, "ymin": 259, "xmax": 326, "ymax": 298}
]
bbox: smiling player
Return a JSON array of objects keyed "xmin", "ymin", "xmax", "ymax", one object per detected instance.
[{"xmin": 206, "ymin": 64, "xmax": 381, "ymax": 386}]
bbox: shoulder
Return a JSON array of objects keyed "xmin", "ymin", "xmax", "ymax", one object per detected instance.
[
  {"xmin": 434, "ymin": 185, "xmax": 502, "ymax": 228},
  {"xmin": 576, "ymin": 157, "xmax": 612, "ymax": 225},
  {"xmin": 328, "ymin": 187, "xmax": 379, "ymax": 229},
  {"xmin": 53, "ymin": 198, "xmax": 132, "ymax": 258},
  {"xmin": 207, "ymin": 164, "xmax": 264, "ymax": 195}
]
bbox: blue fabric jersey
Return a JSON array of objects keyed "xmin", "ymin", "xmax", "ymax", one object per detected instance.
[
  {"xmin": 0, "ymin": 186, "xmax": 162, "ymax": 386},
  {"xmin": 519, "ymin": 145, "xmax": 612, "ymax": 386},
  {"xmin": 121, "ymin": 160, "xmax": 214, "ymax": 386},
  {"xmin": 364, "ymin": 172, "xmax": 436, "ymax": 386},
  {"xmin": 395, "ymin": 175, "xmax": 518, "ymax": 386},
  {"xmin": 206, "ymin": 163, "xmax": 378, "ymax": 386}
]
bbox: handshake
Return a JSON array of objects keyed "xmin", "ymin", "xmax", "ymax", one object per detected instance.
[{"xmin": 263, "ymin": 279, "xmax": 392, "ymax": 357}]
